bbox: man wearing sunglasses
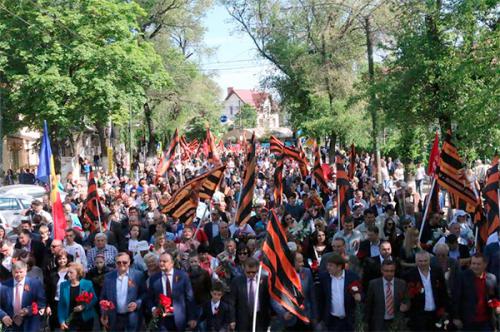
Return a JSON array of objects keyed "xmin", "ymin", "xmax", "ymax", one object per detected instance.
[{"xmin": 100, "ymin": 252, "xmax": 146, "ymax": 331}]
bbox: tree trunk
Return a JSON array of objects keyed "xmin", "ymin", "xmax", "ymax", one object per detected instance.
[
  {"xmin": 365, "ymin": 15, "xmax": 381, "ymax": 183},
  {"xmin": 328, "ymin": 132, "xmax": 337, "ymax": 163},
  {"xmin": 144, "ymin": 102, "xmax": 156, "ymax": 157}
]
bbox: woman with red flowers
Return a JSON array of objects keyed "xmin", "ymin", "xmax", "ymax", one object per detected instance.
[{"xmin": 57, "ymin": 262, "xmax": 97, "ymax": 331}]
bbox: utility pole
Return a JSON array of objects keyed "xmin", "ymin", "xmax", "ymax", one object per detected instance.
[{"xmin": 0, "ymin": 83, "xmax": 4, "ymax": 176}]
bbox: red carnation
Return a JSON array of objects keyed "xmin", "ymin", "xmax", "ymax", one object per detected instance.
[
  {"xmin": 31, "ymin": 302, "xmax": 38, "ymax": 315},
  {"xmin": 310, "ymin": 260, "xmax": 319, "ymax": 272},
  {"xmin": 488, "ymin": 299, "xmax": 500, "ymax": 309},
  {"xmin": 99, "ymin": 300, "xmax": 115, "ymax": 312},
  {"xmin": 159, "ymin": 294, "xmax": 174, "ymax": 314},
  {"xmin": 76, "ymin": 291, "xmax": 94, "ymax": 304},
  {"xmin": 348, "ymin": 280, "xmax": 362, "ymax": 295}
]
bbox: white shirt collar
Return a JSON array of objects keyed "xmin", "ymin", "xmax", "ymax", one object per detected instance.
[{"xmin": 331, "ymin": 270, "xmax": 345, "ymax": 280}]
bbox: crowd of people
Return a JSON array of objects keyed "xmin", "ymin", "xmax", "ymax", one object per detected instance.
[{"xmin": 0, "ymin": 144, "xmax": 498, "ymax": 332}]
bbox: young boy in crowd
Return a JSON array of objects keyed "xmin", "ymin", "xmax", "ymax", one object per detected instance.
[{"xmin": 199, "ymin": 281, "xmax": 233, "ymax": 332}]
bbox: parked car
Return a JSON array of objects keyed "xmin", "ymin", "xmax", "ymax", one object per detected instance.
[
  {"xmin": 0, "ymin": 184, "xmax": 48, "ymax": 198},
  {"xmin": 0, "ymin": 194, "xmax": 33, "ymax": 236}
]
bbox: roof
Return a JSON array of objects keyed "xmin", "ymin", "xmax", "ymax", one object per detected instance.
[{"xmin": 225, "ymin": 87, "xmax": 270, "ymax": 109}]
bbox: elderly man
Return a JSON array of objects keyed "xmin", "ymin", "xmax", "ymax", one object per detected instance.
[{"xmin": 87, "ymin": 233, "xmax": 119, "ymax": 269}]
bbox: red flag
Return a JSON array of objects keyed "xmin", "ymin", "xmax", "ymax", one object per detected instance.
[
  {"xmin": 52, "ymin": 190, "xmax": 66, "ymax": 240},
  {"xmin": 427, "ymin": 131, "xmax": 440, "ymax": 176}
]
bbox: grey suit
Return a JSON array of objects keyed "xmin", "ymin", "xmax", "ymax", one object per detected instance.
[{"xmin": 365, "ymin": 277, "xmax": 407, "ymax": 332}]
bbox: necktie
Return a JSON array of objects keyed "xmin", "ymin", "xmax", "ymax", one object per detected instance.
[
  {"xmin": 386, "ymin": 282, "xmax": 394, "ymax": 317},
  {"xmin": 166, "ymin": 274, "xmax": 172, "ymax": 297},
  {"xmin": 14, "ymin": 283, "xmax": 22, "ymax": 315},
  {"xmin": 248, "ymin": 278, "xmax": 255, "ymax": 310}
]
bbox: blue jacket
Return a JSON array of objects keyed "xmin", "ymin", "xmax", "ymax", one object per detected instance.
[
  {"xmin": 58, "ymin": 279, "xmax": 97, "ymax": 324},
  {"xmin": 100, "ymin": 268, "xmax": 146, "ymax": 331},
  {"xmin": 0, "ymin": 277, "xmax": 46, "ymax": 332},
  {"xmin": 148, "ymin": 269, "xmax": 195, "ymax": 331}
]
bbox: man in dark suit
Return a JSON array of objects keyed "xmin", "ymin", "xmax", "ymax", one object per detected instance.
[
  {"xmin": 271, "ymin": 252, "xmax": 317, "ymax": 331},
  {"xmin": 403, "ymin": 251, "xmax": 448, "ymax": 331},
  {"xmin": 209, "ymin": 221, "xmax": 230, "ymax": 256},
  {"xmin": 14, "ymin": 230, "xmax": 45, "ymax": 268},
  {"xmin": 365, "ymin": 260, "xmax": 408, "ymax": 331},
  {"xmin": 148, "ymin": 251, "xmax": 197, "ymax": 331},
  {"xmin": 357, "ymin": 225, "xmax": 382, "ymax": 262},
  {"xmin": 204, "ymin": 210, "xmax": 222, "ymax": 243},
  {"xmin": 453, "ymin": 253, "xmax": 499, "ymax": 331},
  {"xmin": 318, "ymin": 253, "xmax": 362, "ymax": 332},
  {"xmin": 229, "ymin": 257, "xmax": 270, "ymax": 332},
  {"xmin": 100, "ymin": 252, "xmax": 146, "ymax": 331},
  {"xmin": 362, "ymin": 240, "xmax": 394, "ymax": 289},
  {"xmin": 0, "ymin": 261, "xmax": 46, "ymax": 331}
]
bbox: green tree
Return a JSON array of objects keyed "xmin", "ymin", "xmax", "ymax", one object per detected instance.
[
  {"xmin": 0, "ymin": 0, "xmax": 169, "ymax": 165},
  {"xmin": 231, "ymin": 104, "xmax": 257, "ymax": 129}
]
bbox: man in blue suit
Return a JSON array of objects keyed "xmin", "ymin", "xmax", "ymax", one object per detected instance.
[
  {"xmin": 271, "ymin": 252, "xmax": 317, "ymax": 331},
  {"xmin": 100, "ymin": 252, "xmax": 146, "ymax": 332},
  {"xmin": 0, "ymin": 261, "xmax": 46, "ymax": 332},
  {"xmin": 148, "ymin": 251, "xmax": 197, "ymax": 332},
  {"xmin": 318, "ymin": 253, "xmax": 362, "ymax": 332}
]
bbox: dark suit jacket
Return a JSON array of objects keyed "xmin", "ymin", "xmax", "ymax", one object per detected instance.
[
  {"xmin": 365, "ymin": 277, "xmax": 407, "ymax": 331},
  {"xmin": 209, "ymin": 235, "xmax": 228, "ymax": 257},
  {"xmin": 15, "ymin": 240, "xmax": 45, "ymax": 268},
  {"xmin": 229, "ymin": 275, "xmax": 270, "ymax": 331},
  {"xmin": 357, "ymin": 240, "xmax": 379, "ymax": 261},
  {"xmin": 403, "ymin": 267, "xmax": 448, "ymax": 321},
  {"xmin": 454, "ymin": 269, "xmax": 498, "ymax": 324},
  {"xmin": 0, "ymin": 277, "xmax": 47, "ymax": 332},
  {"xmin": 203, "ymin": 222, "xmax": 219, "ymax": 243},
  {"xmin": 318, "ymin": 269, "xmax": 360, "ymax": 325},
  {"xmin": 148, "ymin": 269, "xmax": 195, "ymax": 331},
  {"xmin": 199, "ymin": 300, "xmax": 232, "ymax": 332},
  {"xmin": 100, "ymin": 268, "xmax": 146, "ymax": 331}
]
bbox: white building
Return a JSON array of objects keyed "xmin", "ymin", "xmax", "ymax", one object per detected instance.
[{"xmin": 222, "ymin": 87, "xmax": 280, "ymax": 130}]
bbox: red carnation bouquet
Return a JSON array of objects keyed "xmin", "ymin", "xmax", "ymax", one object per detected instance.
[
  {"xmin": 31, "ymin": 302, "xmax": 39, "ymax": 316},
  {"xmin": 149, "ymin": 294, "xmax": 175, "ymax": 330},
  {"xmin": 407, "ymin": 281, "xmax": 424, "ymax": 299},
  {"xmin": 348, "ymin": 281, "xmax": 364, "ymax": 331},
  {"xmin": 488, "ymin": 298, "xmax": 500, "ymax": 309},
  {"xmin": 99, "ymin": 300, "xmax": 115, "ymax": 312},
  {"xmin": 348, "ymin": 280, "xmax": 362, "ymax": 296},
  {"xmin": 67, "ymin": 291, "xmax": 94, "ymax": 325}
]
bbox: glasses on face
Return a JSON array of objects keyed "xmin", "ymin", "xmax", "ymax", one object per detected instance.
[
  {"xmin": 116, "ymin": 261, "xmax": 129, "ymax": 265},
  {"xmin": 51, "ymin": 245, "xmax": 60, "ymax": 248}
]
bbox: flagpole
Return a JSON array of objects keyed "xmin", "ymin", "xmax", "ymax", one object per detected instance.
[
  {"xmin": 419, "ymin": 177, "xmax": 436, "ymax": 242},
  {"xmin": 337, "ymin": 185, "xmax": 342, "ymax": 231},
  {"xmin": 96, "ymin": 196, "xmax": 103, "ymax": 233},
  {"xmin": 194, "ymin": 203, "xmax": 210, "ymax": 239},
  {"xmin": 252, "ymin": 264, "xmax": 263, "ymax": 332}
]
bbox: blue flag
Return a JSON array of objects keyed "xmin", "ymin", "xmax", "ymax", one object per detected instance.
[{"xmin": 36, "ymin": 121, "xmax": 52, "ymax": 184}]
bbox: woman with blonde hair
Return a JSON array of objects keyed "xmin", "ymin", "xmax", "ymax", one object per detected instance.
[{"xmin": 399, "ymin": 226, "xmax": 422, "ymax": 272}]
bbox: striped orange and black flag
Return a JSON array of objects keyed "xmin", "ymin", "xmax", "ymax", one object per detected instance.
[
  {"xmin": 270, "ymin": 136, "xmax": 308, "ymax": 177},
  {"xmin": 336, "ymin": 152, "xmax": 351, "ymax": 226},
  {"xmin": 348, "ymin": 144, "xmax": 356, "ymax": 180},
  {"xmin": 262, "ymin": 209, "xmax": 310, "ymax": 323},
  {"xmin": 161, "ymin": 165, "xmax": 226, "ymax": 225},
  {"xmin": 156, "ymin": 129, "xmax": 180, "ymax": 180},
  {"xmin": 313, "ymin": 141, "xmax": 330, "ymax": 194},
  {"xmin": 296, "ymin": 137, "xmax": 309, "ymax": 178},
  {"xmin": 83, "ymin": 169, "xmax": 105, "ymax": 232},
  {"xmin": 436, "ymin": 132, "xmax": 479, "ymax": 213},
  {"xmin": 480, "ymin": 156, "xmax": 499, "ymax": 243},
  {"xmin": 206, "ymin": 127, "xmax": 220, "ymax": 165},
  {"xmin": 274, "ymin": 145, "xmax": 284, "ymax": 206},
  {"xmin": 236, "ymin": 132, "xmax": 257, "ymax": 226}
]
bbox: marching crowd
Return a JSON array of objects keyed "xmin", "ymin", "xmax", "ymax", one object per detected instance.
[{"xmin": 0, "ymin": 144, "xmax": 498, "ymax": 332}]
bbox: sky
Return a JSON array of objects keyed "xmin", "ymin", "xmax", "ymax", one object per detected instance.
[{"xmin": 198, "ymin": 5, "xmax": 274, "ymax": 99}]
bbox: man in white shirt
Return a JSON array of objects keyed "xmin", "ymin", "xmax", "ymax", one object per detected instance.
[
  {"xmin": 63, "ymin": 229, "xmax": 88, "ymax": 271},
  {"xmin": 404, "ymin": 251, "xmax": 448, "ymax": 331},
  {"xmin": 319, "ymin": 254, "xmax": 361, "ymax": 332}
]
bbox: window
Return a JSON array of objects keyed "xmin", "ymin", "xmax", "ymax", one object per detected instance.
[{"xmin": 0, "ymin": 198, "xmax": 21, "ymax": 211}]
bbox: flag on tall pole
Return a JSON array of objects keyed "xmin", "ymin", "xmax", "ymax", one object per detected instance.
[
  {"xmin": 273, "ymin": 145, "xmax": 284, "ymax": 206},
  {"xmin": 427, "ymin": 131, "xmax": 440, "ymax": 176},
  {"xmin": 480, "ymin": 156, "xmax": 499, "ymax": 244},
  {"xmin": 161, "ymin": 165, "xmax": 226, "ymax": 225},
  {"xmin": 436, "ymin": 131, "xmax": 479, "ymax": 213},
  {"xmin": 156, "ymin": 129, "xmax": 180, "ymax": 181},
  {"xmin": 236, "ymin": 132, "xmax": 257, "ymax": 226},
  {"xmin": 83, "ymin": 169, "xmax": 105, "ymax": 232},
  {"xmin": 312, "ymin": 141, "xmax": 330, "ymax": 194},
  {"xmin": 296, "ymin": 137, "xmax": 309, "ymax": 178},
  {"xmin": 38, "ymin": 121, "xmax": 66, "ymax": 240},
  {"xmin": 261, "ymin": 209, "xmax": 309, "ymax": 323},
  {"xmin": 270, "ymin": 136, "xmax": 308, "ymax": 177},
  {"xmin": 336, "ymin": 152, "xmax": 351, "ymax": 227},
  {"xmin": 206, "ymin": 127, "xmax": 220, "ymax": 165}
]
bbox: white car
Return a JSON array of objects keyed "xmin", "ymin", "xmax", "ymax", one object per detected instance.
[
  {"xmin": 0, "ymin": 194, "xmax": 33, "ymax": 235},
  {"xmin": 0, "ymin": 184, "xmax": 48, "ymax": 198}
]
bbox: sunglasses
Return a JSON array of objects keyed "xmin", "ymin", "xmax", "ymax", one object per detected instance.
[{"xmin": 116, "ymin": 261, "xmax": 129, "ymax": 265}]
